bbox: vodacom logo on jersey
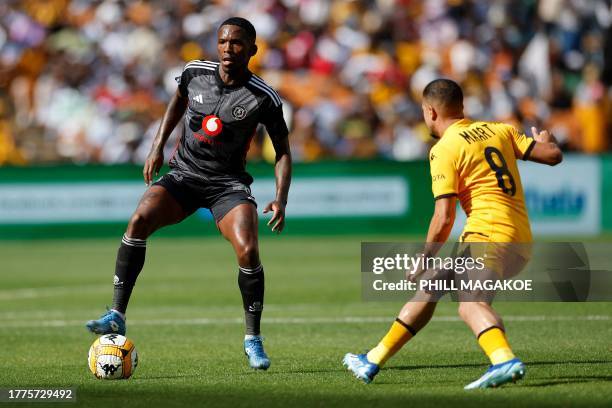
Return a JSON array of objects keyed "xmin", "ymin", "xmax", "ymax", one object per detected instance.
[
  {"xmin": 194, "ymin": 115, "xmax": 223, "ymax": 145},
  {"xmin": 202, "ymin": 115, "xmax": 222, "ymax": 136}
]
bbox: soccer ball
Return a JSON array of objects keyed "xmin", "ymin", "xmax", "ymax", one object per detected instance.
[{"xmin": 88, "ymin": 334, "xmax": 138, "ymax": 379}]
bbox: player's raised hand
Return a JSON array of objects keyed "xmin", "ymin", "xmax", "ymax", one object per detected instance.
[
  {"xmin": 531, "ymin": 126, "xmax": 554, "ymax": 143},
  {"xmin": 263, "ymin": 200, "xmax": 286, "ymax": 233},
  {"xmin": 143, "ymin": 148, "xmax": 164, "ymax": 186}
]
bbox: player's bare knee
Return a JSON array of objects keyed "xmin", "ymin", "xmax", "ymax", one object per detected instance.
[
  {"xmin": 127, "ymin": 212, "xmax": 153, "ymax": 238},
  {"xmin": 237, "ymin": 243, "xmax": 260, "ymax": 267}
]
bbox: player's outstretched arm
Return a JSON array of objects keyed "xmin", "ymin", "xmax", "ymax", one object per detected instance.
[
  {"xmin": 143, "ymin": 89, "xmax": 188, "ymax": 185},
  {"xmin": 263, "ymin": 135, "xmax": 292, "ymax": 233},
  {"xmin": 525, "ymin": 127, "xmax": 563, "ymax": 166}
]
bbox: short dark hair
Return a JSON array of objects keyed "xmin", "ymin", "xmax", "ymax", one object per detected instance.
[
  {"xmin": 219, "ymin": 17, "xmax": 256, "ymax": 43},
  {"xmin": 422, "ymin": 79, "xmax": 463, "ymax": 112}
]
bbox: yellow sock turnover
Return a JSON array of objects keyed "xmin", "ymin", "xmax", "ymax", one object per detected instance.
[
  {"xmin": 366, "ymin": 318, "xmax": 416, "ymax": 367},
  {"xmin": 477, "ymin": 326, "xmax": 515, "ymax": 365}
]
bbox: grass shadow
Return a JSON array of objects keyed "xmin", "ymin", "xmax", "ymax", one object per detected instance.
[
  {"xmin": 390, "ymin": 359, "xmax": 612, "ymax": 371},
  {"xmin": 523, "ymin": 375, "xmax": 612, "ymax": 387}
]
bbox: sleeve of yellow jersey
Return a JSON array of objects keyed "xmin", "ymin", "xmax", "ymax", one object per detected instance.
[
  {"xmin": 508, "ymin": 125, "xmax": 536, "ymax": 160},
  {"xmin": 429, "ymin": 144, "xmax": 459, "ymax": 200}
]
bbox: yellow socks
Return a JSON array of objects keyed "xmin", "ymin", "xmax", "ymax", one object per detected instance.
[
  {"xmin": 366, "ymin": 318, "xmax": 416, "ymax": 367},
  {"xmin": 477, "ymin": 326, "xmax": 515, "ymax": 365}
]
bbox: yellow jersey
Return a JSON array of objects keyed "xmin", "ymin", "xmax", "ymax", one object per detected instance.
[{"xmin": 429, "ymin": 118, "xmax": 535, "ymax": 243}]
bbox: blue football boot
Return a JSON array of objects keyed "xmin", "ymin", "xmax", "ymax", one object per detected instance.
[
  {"xmin": 343, "ymin": 353, "xmax": 380, "ymax": 384},
  {"xmin": 85, "ymin": 309, "xmax": 126, "ymax": 336},
  {"xmin": 464, "ymin": 358, "xmax": 526, "ymax": 389},
  {"xmin": 244, "ymin": 336, "xmax": 271, "ymax": 370}
]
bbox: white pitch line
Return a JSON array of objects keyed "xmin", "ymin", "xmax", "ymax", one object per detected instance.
[
  {"xmin": 0, "ymin": 285, "xmax": 108, "ymax": 301},
  {"xmin": 0, "ymin": 315, "xmax": 608, "ymax": 329}
]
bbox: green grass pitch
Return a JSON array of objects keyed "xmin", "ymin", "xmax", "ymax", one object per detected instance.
[{"xmin": 1, "ymin": 236, "xmax": 611, "ymax": 407}]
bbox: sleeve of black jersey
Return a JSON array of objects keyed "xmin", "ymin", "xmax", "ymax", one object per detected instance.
[
  {"xmin": 175, "ymin": 66, "xmax": 190, "ymax": 97},
  {"xmin": 260, "ymin": 100, "xmax": 289, "ymax": 142}
]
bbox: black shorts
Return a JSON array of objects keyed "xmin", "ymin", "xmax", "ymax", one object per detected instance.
[{"xmin": 153, "ymin": 170, "xmax": 256, "ymax": 222}]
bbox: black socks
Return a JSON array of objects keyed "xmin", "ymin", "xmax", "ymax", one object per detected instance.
[
  {"xmin": 111, "ymin": 235, "xmax": 146, "ymax": 314},
  {"xmin": 238, "ymin": 265, "xmax": 265, "ymax": 336},
  {"xmin": 111, "ymin": 235, "xmax": 264, "ymax": 336}
]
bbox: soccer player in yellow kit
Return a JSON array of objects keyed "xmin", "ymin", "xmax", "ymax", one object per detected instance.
[{"xmin": 343, "ymin": 79, "xmax": 562, "ymax": 388}]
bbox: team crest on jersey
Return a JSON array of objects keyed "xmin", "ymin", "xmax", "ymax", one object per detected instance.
[{"xmin": 232, "ymin": 105, "xmax": 247, "ymax": 120}]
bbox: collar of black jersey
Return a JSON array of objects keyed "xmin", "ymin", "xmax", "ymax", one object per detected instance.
[{"xmin": 214, "ymin": 65, "xmax": 253, "ymax": 90}]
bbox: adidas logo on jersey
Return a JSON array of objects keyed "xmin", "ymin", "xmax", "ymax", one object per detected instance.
[{"xmin": 192, "ymin": 94, "xmax": 203, "ymax": 104}]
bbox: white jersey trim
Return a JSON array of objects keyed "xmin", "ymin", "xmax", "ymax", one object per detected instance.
[{"xmin": 248, "ymin": 77, "xmax": 282, "ymax": 106}]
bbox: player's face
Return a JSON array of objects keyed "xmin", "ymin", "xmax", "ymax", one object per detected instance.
[{"xmin": 217, "ymin": 25, "xmax": 256, "ymax": 72}]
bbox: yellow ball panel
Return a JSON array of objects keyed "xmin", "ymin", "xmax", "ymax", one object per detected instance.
[{"xmin": 123, "ymin": 349, "xmax": 132, "ymax": 377}]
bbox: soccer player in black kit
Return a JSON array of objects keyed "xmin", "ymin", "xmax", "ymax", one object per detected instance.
[{"xmin": 86, "ymin": 17, "xmax": 292, "ymax": 370}]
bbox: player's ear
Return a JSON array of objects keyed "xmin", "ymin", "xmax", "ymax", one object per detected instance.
[
  {"xmin": 249, "ymin": 43, "xmax": 258, "ymax": 57},
  {"xmin": 429, "ymin": 105, "xmax": 438, "ymax": 121},
  {"xmin": 423, "ymin": 103, "xmax": 436, "ymax": 121}
]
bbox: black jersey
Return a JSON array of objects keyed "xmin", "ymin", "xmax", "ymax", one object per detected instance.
[{"xmin": 171, "ymin": 60, "xmax": 289, "ymax": 184}]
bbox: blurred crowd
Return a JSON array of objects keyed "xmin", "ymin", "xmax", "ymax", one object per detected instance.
[{"xmin": 0, "ymin": 0, "xmax": 611, "ymax": 166}]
